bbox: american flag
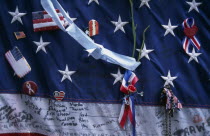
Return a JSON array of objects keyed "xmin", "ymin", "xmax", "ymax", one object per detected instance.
[
  {"xmin": 14, "ymin": 31, "xmax": 26, "ymax": 40},
  {"xmin": 5, "ymin": 47, "xmax": 31, "ymax": 78},
  {"xmin": 0, "ymin": 0, "xmax": 210, "ymax": 136},
  {"xmin": 32, "ymin": 9, "xmax": 64, "ymax": 32}
]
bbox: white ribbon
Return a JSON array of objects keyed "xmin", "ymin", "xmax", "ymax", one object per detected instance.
[
  {"xmin": 26, "ymin": 82, "xmax": 35, "ymax": 95},
  {"xmin": 41, "ymin": 0, "xmax": 140, "ymax": 71}
]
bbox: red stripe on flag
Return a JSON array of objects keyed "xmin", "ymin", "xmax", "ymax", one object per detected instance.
[
  {"xmin": 33, "ymin": 17, "xmax": 64, "ymax": 24},
  {"xmin": 34, "ymin": 26, "xmax": 60, "ymax": 32},
  {"xmin": 43, "ymin": 9, "xmax": 60, "ymax": 14}
]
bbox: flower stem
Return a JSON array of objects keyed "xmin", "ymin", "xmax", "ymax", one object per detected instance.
[
  {"xmin": 129, "ymin": 0, "xmax": 137, "ymax": 58},
  {"xmin": 137, "ymin": 25, "xmax": 150, "ymax": 61}
]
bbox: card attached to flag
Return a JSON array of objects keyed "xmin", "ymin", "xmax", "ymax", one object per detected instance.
[
  {"xmin": 5, "ymin": 47, "xmax": 31, "ymax": 78},
  {"xmin": 14, "ymin": 31, "xmax": 26, "ymax": 40},
  {"xmin": 32, "ymin": 9, "xmax": 65, "ymax": 32}
]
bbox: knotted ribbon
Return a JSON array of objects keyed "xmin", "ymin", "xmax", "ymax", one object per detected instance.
[{"xmin": 182, "ymin": 18, "xmax": 201, "ymax": 53}]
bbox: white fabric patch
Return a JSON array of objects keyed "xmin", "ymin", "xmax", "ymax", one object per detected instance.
[
  {"xmin": 0, "ymin": 94, "xmax": 209, "ymax": 136},
  {"xmin": 33, "ymin": 21, "xmax": 64, "ymax": 29}
]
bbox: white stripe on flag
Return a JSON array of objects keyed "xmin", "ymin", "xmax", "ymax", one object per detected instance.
[
  {"xmin": 43, "ymin": 13, "xmax": 63, "ymax": 19},
  {"xmin": 33, "ymin": 21, "xmax": 65, "ymax": 29}
]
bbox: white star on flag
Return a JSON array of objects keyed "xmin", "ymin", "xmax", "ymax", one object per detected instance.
[
  {"xmin": 139, "ymin": 0, "xmax": 151, "ymax": 9},
  {"xmin": 88, "ymin": 0, "xmax": 99, "ymax": 5},
  {"xmin": 162, "ymin": 19, "xmax": 178, "ymax": 37},
  {"xmin": 111, "ymin": 15, "xmax": 129, "ymax": 33},
  {"xmin": 161, "ymin": 71, "xmax": 177, "ymax": 87},
  {"xmin": 110, "ymin": 68, "xmax": 124, "ymax": 85},
  {"xmin": 8, "ymin": 6, "xmax": 26, "ymax": 24},
  {"xmin": 186, "ymin": 0, "xmax": 202, "ymax": 13},
  {"xmin": 187, "ymin": 48, "xmax": 202, "ymax": 63},
  {"xmin": 64, "ymin": 12, "xmax": 77, "ymax": 27},
  {"xmin": 136, "ymin": 44, "xmax": 154, "ymax": 60},
  {"xmin": 58, "ymin": 65, "xmax": 76, "ymax": 82},
  {"xmin": 33, "ymin": 36, "xmax": 51, "ymax": 54}
]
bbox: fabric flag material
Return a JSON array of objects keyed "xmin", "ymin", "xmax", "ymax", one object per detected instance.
[
  {"xmin": 120, "ymin": 70, "xmax": 139, "ymax": 94},
  {"xmin": 32, "ymin": 9, "xmax": 65, "ymax": 32},
  {"xmin": 14, "ymin": 31, "xmax": 26, "ymax": 40},
  {"xmin": 5, "ymin": 47, "xmax": 31, "ymax": 78}
]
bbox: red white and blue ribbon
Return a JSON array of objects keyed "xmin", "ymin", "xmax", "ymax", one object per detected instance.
[
  {"xmin": 118, "ymin": 95, "xmax": 136, "ymax": 136},
  {"xmin": 182, "ymin": 17, "xmax": 201, "ymax": 53},
  {"xmin": 120, "ymin": 70, "xmax": 138, "ymax": 94},
  {"xmin": 119, "ymin": 70, "xmax": 138, "ymax": 136}
]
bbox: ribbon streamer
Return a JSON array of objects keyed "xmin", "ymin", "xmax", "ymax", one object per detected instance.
[
  {"xmin": 182, "ymin": 18, "xmax": 201, "ymax": 53},
  {"xmin": 118, "ymin": 95, "xmax": 136, "ymax": 136},
  {"xmin": 41, "ymin": 0, "xmax": 140, "ymax": 71}
]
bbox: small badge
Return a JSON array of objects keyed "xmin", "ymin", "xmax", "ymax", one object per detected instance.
[
  {"xmin": 54, "ymin": 91, "xmax": 65, "ymax": 101},
  {"xmin": 88, "ymin": 20, "xmax": 99, "ymax": 37},
  {"xmin": 5, "ymin": 47, "xmax": 31, "ymax": 78},
  {"xmin": 22, "ymin": 81, "xmax": 38, "ymax": 96},
  {"xmin": 14, "ymin": 31, "xmax": 26, "ymax": 40}
]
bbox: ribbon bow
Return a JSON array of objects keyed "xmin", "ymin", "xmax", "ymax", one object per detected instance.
[
  {"xmin": 120, "ymin": 70, "xmax": 138, "ymax": 94},
  {"xmin": 182, "ymin": 18, "xmax": 201, "ymax": 53}
]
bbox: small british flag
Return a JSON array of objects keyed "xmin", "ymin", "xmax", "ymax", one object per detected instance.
[{"xmin": 5, "ymin": 47, "xmax": 31, "ymax": 78}]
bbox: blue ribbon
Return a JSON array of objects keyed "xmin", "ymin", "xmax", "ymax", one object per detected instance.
[
  {"xmin": 130, "ymin": 95, "xmax": 136, "ymax": 136},
  {"xmin": 41, "ymin": 0, "xmax": 140, "ymax": 71}
]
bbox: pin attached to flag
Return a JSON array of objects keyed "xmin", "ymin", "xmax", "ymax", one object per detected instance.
[
  {"xmin": 22, "ymin": 81, "xmax": 38, "ymax": 96},
  {"xmin": 32, "ymin": 9, "xmax": 65, "ymax": 32},
  {"xmin": 5, "ymin": 47, "xmax": 31, "ymax": 78},
  {"xmin": 85, "ymin": 20, "xmax": 99, "ymax": 37},
  {"xmin": 14, "ymin": 31, "xmax": 26, "ymax": 40},
  {"xmin": 54, "ymin": 91, "xmax": 65, "ymax": 101},
  {"xmin": 89, "ymin": 20, "xmax": 99, "ymax": 37}
]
